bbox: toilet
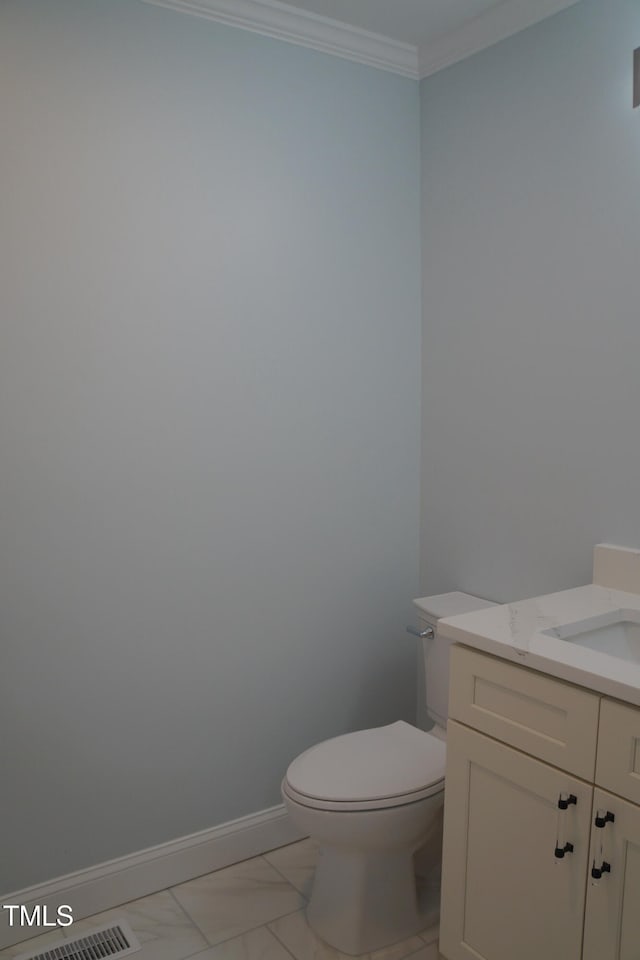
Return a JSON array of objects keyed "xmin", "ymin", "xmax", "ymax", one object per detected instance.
[{"xmin": 281, "ymin": 591, "xmax": 496, "ymax": 955}]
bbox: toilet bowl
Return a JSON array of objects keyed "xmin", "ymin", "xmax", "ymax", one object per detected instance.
[
  {"xmin": 282, "ymin": 721, "xmax": 445, "ymax": 954},
  {"xmin": 281, "ymin": 592, "xmax": 497, "ymax": 956}
]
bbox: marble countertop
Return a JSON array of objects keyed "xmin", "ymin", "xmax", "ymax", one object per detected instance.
[{"xmin": 438, "ymin": 583, "xmax": 640, "ymax": 707}]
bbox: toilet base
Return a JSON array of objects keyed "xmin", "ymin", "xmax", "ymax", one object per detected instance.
[
  {"xmin": 307, "ymin": 844, "xmax": 439, "ymax": 955},
  {"xmin": 282, "ymin": 779, "xmax": 444, "ymax": 956}
]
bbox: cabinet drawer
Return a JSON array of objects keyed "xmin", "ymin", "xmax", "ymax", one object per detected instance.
[
  {"xmin": 449, "ymin": 645, "xmax": 599, "ymax": 780},
  {"xmin": 596, "ymin": 698, "xmax": 640, "ymax": 804}
]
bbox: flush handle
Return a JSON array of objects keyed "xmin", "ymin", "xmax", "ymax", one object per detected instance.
[{"xmin": 406, "ymin": 625, "xmax": 434, "ymax": 639}]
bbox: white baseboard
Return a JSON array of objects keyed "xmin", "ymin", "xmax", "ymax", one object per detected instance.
[{"xmin": 0, "ymin": 805, "xmax": 305, "ymax": 950}]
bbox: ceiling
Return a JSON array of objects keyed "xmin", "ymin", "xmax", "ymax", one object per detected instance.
[
  {"xmin": 141, "ymin": 0, "xmax": 582, "ymax": 78},
  {"xmin": 275, "ymin": 0, "xmax": 505, "ymax": 48}
]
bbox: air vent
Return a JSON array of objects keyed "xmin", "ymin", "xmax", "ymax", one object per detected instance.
[{"xmin": 14, "ymin": 919, "xmax": 141, "ymax": 960}]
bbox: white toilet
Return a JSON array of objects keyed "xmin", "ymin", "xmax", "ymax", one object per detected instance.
[{"xmin": 281, "ymin": 591, "xmax": 496, "ymax": 956}]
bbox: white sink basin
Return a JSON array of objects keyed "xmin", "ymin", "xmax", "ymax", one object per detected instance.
[{"xmin": 542, "ymin": 609, "xmax": 640, "ymax": 664}]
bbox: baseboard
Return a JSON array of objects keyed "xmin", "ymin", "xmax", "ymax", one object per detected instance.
[{"xmin": 0, "ymin": 805, "xmax": 305, "ymax": 950}]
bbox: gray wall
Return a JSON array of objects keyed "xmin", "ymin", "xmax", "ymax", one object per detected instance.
[
  {"xmin": 420, "ymin": 0, "xmax": 640, "ymax": 603},
  {"xmin": 0, "ymin": 0, "xmax": 421, "ymax": 892}
]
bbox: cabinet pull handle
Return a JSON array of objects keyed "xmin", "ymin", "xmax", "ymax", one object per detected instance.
[
  {"xmin": 554, "ymin": 842, "xmax": 574, "ymax": 858},
  {"xmin": 591, "ymin": 809, "xmax": 615, "ymax": 884},
  {"xmin": 554, "ymin": 793, "xmax": 577, "ymax": 860},
  {"xmin": 594, "ymin": 810, "xmax": 615, "ymax": 828},
  {"xmin": 591, "ymin": 860, "xmax": 611, "ymax": 880}
]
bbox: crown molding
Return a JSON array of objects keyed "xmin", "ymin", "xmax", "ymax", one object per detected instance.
[
  {"xmin": 141, "ymin": 0, "xmax": 582, "ymax": 82},
  {"xmin": 418, "ymin": 0, "xmax": 582, "ymax": 79},
  {"xmin": 140, "ymin": 0, "xmax": 420, "ymax": 79}
]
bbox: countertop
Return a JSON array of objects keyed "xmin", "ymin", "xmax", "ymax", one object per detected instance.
[{"xmin": 438, "ymin": 583, "xmax": 640, "ymax": 707}]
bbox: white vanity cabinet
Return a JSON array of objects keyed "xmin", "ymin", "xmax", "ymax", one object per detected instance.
[{"xmin": 439, "ymin": 645, "xmax": 640, "ymax": 960}]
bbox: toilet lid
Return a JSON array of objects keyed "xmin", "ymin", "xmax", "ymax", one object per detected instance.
[{"xmin": 285, "ymin": 721, "xmax": 445, "ymax": 807}]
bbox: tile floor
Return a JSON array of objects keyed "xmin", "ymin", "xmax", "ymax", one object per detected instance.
[{"xmin": 1, "ymin": 839, "xmax": 444, "ymax": 960}]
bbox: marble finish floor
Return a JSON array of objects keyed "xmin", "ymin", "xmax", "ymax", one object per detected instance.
[{"xmin": 1, "ymin": 840, "xmax": 444, "ymax": 960}]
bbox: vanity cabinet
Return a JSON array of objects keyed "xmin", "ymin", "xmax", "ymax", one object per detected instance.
[{"xmin": 440, "ymin": 645, "xmax": 640, "ymax": 960}]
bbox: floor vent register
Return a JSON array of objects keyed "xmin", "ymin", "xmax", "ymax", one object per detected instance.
[{"xmin": 14, "ymin": 920, "xmax": 141, "ymax": 960}]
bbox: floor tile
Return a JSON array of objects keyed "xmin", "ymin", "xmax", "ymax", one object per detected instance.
[
  {"xmin": 63, "ymin": 890, "xmax": 207, "ymax": 960},
  {"xmin": 420, "ymin": 925, "xmax": 439, "ymax": 945},
  {"xmin": 263, "ymin": 838, "xmax": 319, "ymax": 899},
  {"xmin": 403, "ymin": 945, "xmax": 441, "ymax": 960},
  {"xmin": 1, "ymin": 842, "xmax": 439, "ymax": 960},
  {"xmin": 268, "ymin": 909, "xmax": 425, "ymax": 960},
  {"xmin": 188, "ymin": 925, "xmax": 294, "ymax": 960},
  {"xmin": 1, "ymin": 892, "xmax": 205, "ymax": 960},
  {"xmin": 172, "ymin": 856, "xmax": 305, "ymax": 946},
  {"xmin": 0, "ymin": 929, "xmax": 64, "ymax": 959}
]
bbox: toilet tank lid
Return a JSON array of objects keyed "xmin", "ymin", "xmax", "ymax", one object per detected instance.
[{"xmin": 413, "ymin": 591, "xmax": 497, "ymax": 622}]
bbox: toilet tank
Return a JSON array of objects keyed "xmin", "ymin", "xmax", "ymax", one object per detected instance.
[{"xmin": 412, "ymin": 592, "xmax": 497, "ymax": 731}]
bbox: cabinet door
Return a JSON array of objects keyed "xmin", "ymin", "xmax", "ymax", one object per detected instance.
[
  {"xmin": 440, "ymin": 720, "xmax": 593, "ymax": 960},
  {"xmin": 583, "ymin": 788, "xmax": 640, "ymax": 960}
]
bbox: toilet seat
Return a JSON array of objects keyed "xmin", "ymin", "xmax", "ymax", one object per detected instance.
[{"xmin": 283, "ymin": 721, "xmax": 445, "ymax": 812}]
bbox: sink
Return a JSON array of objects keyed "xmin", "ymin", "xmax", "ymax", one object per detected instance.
[{"xmin": 542, "ymin": 609, "xmax": 640, "ymax": 664}]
